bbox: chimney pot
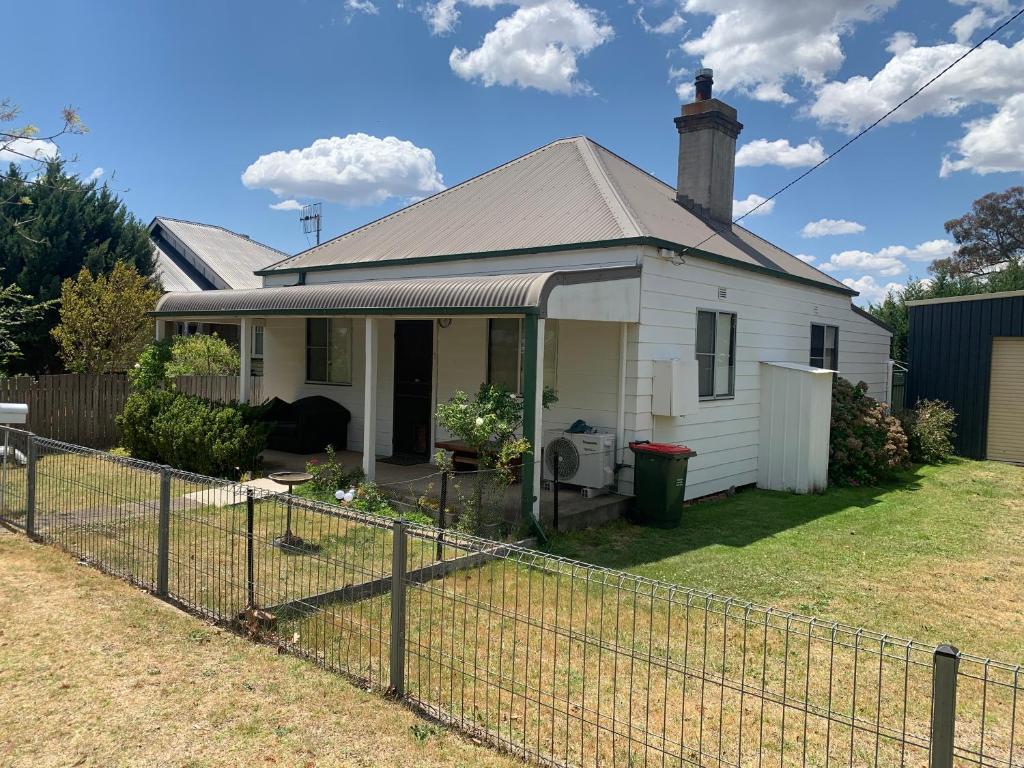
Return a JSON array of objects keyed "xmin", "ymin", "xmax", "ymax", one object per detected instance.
[{"xmin": 695, "ymin": 68, "xmax": 713, "ymax": 101}]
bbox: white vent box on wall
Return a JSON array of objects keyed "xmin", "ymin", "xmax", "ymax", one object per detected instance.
[{"xmin": 652, "ymin": 359, "xmax": 698, "ymax": 417}]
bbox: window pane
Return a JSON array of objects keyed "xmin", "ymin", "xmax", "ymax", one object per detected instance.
[
  {"xmin": 810, "ymin": 324, "xmax": 824, "ymax": 367},
  {"xmin": 252, "ymin": 325, "xmax": 264, "ymax": 356},
  {"xmin": 307, "ymin": 318, "xmax": 328, "ymax": 348},
  {"xmin": 696, "ymin": 311, "xmax": 715, "ymax": 355},
  {"xmin": 488, "ymin": 318, "xmax": 520, "ymax": 392},
  {"xmin": 307, "ymin": 347, "xmax": 328, "ymax": 383},
  {"xmin": 714, "ymin": 312, "xmax": 735, "ymax": 397},
  {"xmin": 543, "ymin": 319, "xmax": 558, "ymax": 389},
  {"xmin": 329, "ymin": 319, "xmax": 352, "ymax": 384},
  {"xmin": 825, "ymin": 326, "xmax": 838, "ymax": 370},
  {"xmin": 697, "ymin": 353, "xmax": 714, "ymax": 397}
]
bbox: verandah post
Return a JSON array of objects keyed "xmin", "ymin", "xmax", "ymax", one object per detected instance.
[
  {"xmin": 930, "ymin": 644, "xmax": 960, "ymax": 768},
  {"xmin": 389, "ymin": 519, "xmax": 408, "ymax": 696},
  {"xmin": 520, "ymin": 313, "xmax": 544, "ymax": 529}
]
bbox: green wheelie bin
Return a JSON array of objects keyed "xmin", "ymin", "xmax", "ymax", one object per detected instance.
[{"xmin": 629, "ymin": 441, "xmax": 697, "ymax": 528}]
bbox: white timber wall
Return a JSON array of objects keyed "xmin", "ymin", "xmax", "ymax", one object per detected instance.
[
  {"xmin": 260, "ymin": 246, "xmax": 644, "ymax": 287},
  {"xmin": 635, "ymin": 248, "xmax": 891, "ymax": 500}
]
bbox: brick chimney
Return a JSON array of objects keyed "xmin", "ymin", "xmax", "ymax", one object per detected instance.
[{"xmin": 674, "ymin": 68, "xmax": 743, "ymax": 224}]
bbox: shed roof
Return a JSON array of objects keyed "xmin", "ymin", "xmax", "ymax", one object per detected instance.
[
  {"xmin": 154, "ymin": 266, "xmax": 639, "ymax": 318},
  {"xmin": 259, "ymin": 137, "xmax": 850, "ymax": 295},
  {"xmin": 907, "ymin": 289, "xmax": 1024, "ymax": 307},
  {"xmin": 151, "ymin": 217, "xmax": 287, "ymax": 291}
]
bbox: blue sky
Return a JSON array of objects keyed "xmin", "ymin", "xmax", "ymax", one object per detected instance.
[{"xmin": 5, "ymin": 0, "xmax": 1023, "ymax": 303}]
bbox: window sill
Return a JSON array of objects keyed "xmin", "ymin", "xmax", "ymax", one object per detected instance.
[
  {"xmin": 304, "ymin": 380, "xmax": 353, "ymax": 388},
  {"xmin": 699, "ymin": 395, "xmax": 735, "ymax": 402}
]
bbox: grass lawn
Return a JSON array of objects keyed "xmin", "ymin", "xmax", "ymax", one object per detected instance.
[
  {"xmin": 0, "ymin": 531, "xmax": 521, "ymax": 768},
  {"xmin": 549, "ymin": 459, "xmax": 1024, "ymax": 662}
]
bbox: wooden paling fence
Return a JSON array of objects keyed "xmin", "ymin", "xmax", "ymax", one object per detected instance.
[{"xmin": 0, "ymin": 374, "xmax": 263, "ymax": 448}]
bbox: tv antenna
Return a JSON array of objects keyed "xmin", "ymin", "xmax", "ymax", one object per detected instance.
[{"xmin": 300, "ymin": 202, "xmax": 322, "ymax": 245}]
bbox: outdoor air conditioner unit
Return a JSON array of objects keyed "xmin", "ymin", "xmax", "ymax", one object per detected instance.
[{"xmin": 542, "ymin": 430, "xmax": 615, "ymax": 492}]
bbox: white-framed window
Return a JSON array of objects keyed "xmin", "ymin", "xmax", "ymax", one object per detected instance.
[
  {"xmin": 696, "ymin": 310, "xmax": 736, "ymax": 399},
  {"xmin": 250, "ymin": 323, "xmax": 264, "ymax": 377},
  {"xmin": 306, "ymin": 318, "xmax": 353, "ymax": 385},
  {"xmin": 810, "ymin": 323, "xmax": 839, "ymax": 370},
  {"xmin": 485, "ymin": 318, "xmax": 559, "ymax": 393}
]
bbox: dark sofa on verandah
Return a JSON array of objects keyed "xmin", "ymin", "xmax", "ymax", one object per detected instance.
[{"xmin": 261, "ymin": 395, "xmax": 351, "ymax": 454}]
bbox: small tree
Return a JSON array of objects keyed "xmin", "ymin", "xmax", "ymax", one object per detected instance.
[
  {"xmin": 51, "ymin": 262, "xmax": 160, "ymax": 373},
  {"xmin": 0, "ymin": 284, "xmax": 53, "ymax": 375},
  {"xmin": 165, "ymin": 334, "xmax": 239, "ymax": 377}
]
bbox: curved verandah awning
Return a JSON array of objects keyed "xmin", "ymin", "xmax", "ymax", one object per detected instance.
[{"xmin": 153, "ymin": 266, "xmax": 640, "ymax": 320}]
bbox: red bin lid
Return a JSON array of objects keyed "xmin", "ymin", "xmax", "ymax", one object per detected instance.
[{"xmin": 629, "ymin": 441, "xmax": 696, "ymax": 457}]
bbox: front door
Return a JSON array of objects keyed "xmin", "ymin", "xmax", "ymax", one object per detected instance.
[{"xmin": 392, "ymin": 320, "xmax": 434, "ymax": 458}]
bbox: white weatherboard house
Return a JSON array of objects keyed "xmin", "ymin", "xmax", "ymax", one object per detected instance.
[{"xmin": 154, "ymin": 70, "xmax": 893, "ymax": 522}]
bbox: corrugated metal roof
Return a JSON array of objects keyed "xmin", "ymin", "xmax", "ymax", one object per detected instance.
[
  {"xmin": 154, "ymin": 267, "xmax": 639, "ymax": 317},
  {"xmin": 260, "ymin": 136, "xmax": 848, "ymax": 294},
  {"xmin": 153, "ymin": 241, "xmax": 210, "ymax": 292},
  {"xmin": 151, "ymin": 217, "xmax": 287, "ymax": 290}
]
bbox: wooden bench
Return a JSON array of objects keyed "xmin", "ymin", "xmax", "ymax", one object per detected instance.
[{"xmin": 434, "ymin": 439, "xmax": 522, "ymax": 481}]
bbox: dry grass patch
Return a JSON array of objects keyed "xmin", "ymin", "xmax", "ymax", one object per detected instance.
[{"xmin": 0, "ymin": 532, "xmax": 521, "ymax": 768}]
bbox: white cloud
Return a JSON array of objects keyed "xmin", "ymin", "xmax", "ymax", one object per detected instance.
[
  {"xmin": 810, "ymin": 37, "xmax": 1024, "ymax": 134},
  {"xmin": 345, "ymin": 0, "xmax": 379, "ymax": 16},
  {"xmin": 0, "ymin": 137, "xmax": 59, "ymax": 165},
  {"xmin": 85, "ymin": 166, "xmax": 104, "ymax": 182},
  {"xmin": 241, "ymin": 133, "xmax": 446, "ymax": 206},
  {"xmin": 794, "ymin": 253, "xmax": 817, "ymax": 263},
  {"xmin": 800, "ymin": 217, "xmax": 865, "ymax": 237},
  {"xmin": 817, "ymin": 239, "xmax": 955, "ymax": 276},
  {"xmin": 842, "ymin": 274, "xmax": 905, "ymax": 304},
  {"xmin": 449, "ymin": 0, "xmax": 613, "ymax": 94},
  {"xmin": 820, "ymin": 249, "xmax": 906, "ymax": 276},
  {"xmin": 940, "ymin": 92, "xmax": 1024, "ymax": 176},
  {"xmin": 675, "ymin": 0, "xmax": 897, "ymax": 103},
  {"xmin": 950, "ymin": 0, "xmax": 1010, "ymax": 43},
  {"xmin": 732, "ymin": 193, "xmax": 774, "ymax": 218},
  {"xmin": 423, "ymin": 0, "xmax": 503, "ymax": 34},
  {"xmin": 735, "ymin": 138, "xmax": 826, "ymax": 168},
  {"xmin": 638, "ymin": 7, "xmax": 685, "ymax": 35},
  {"xmin": 269, "ymin": 199, "xmax": 304, "ymax": 211}
]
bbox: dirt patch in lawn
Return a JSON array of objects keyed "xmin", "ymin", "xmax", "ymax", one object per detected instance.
[{"xmin": 0, "ymin": 532, "xmax": 520, "ymax": 768}]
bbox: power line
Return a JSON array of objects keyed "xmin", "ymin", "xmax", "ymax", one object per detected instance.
[{"xmin": 682, "ymin": 6, "xmax": 1024, "ymax": 256}]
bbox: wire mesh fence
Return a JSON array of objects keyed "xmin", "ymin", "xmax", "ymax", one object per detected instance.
[{"xmin": 1, "ymin": 425, "xmax": 1020, "ymax": 768}]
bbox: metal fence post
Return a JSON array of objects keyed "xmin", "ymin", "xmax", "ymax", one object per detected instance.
[
  {"xmin": 553, "ymin": 450, "xmax": 560, "ymax": 532},
  {"xmin": 390, "ymin": 519, "xmax": 408, "ymax": 696},
  {"xmin": 25, "ymin": 436, "xmax": 36, "ymax": 539},
  {"xmin": 246, "ymin": 487, "xmax": 256, "ymax": 609},
  {"xmin": 930, "ymin": 644, "xmax": 960, "ymax": 768},
  {"xmin": 156, "ymin": 467, "xmax": 171, "ymax": 597},
  {"xmin": 436, "ymin": 470, "xmax": 447, "ymax": 562}
]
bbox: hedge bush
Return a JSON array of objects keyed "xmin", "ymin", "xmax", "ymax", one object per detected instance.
[
  {"xmin": 117, "ymin": 388, "xmax": 267, "ymax": 478},
  {"xmin": 902, "ymin": 399, "xmax": 957, "ymax": 464},
  {"xmin": 829, "ymin": 377, "xmax": 910, "ymax": 486}
]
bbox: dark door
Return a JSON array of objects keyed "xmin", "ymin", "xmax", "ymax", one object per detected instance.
[{"xmin": 392, "ymin": 320, "xmax": 434, "ymax": 458}]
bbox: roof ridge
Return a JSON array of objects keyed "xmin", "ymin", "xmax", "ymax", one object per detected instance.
[
  {"xmin": 265, "ymin": 135, "xmax": 586, "ymax": 272},
  {"xmin": 576, "ymin": 138, "xmax": 644, "ymax": 238}
]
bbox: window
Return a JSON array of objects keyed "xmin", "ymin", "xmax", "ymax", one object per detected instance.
[
  {"xmin": 306, "ymin": 318, "xmax": 353, "ymax": 385},
  {"xmin": 696, "ymin": 310, "xmax": 736, "ymax": 399},
  {"xmin": 486, "ymin": 319, "xmax": 559, "ymax": 393},
  {"xmin": 810, "ymin": 324, "xmax": 839, "ymax": 370},
  {"xmin": 250, "ymin": 323, "xmax": 264, "ymax": 377}
]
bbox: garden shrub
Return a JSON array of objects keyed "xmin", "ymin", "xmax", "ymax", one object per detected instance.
[
  {"xmin": 829, "ymin": 377, "xmax": 910, "ymax": 486},
  {"xmin": 117, "ymin": 388, "xmax": 267, "ymax": 478},
  {"xmin": 902, "ymin": 399, "xmax": 957, "ymax": 464},
  {"xmin": 305, "ymin": 445, "xmax": 364, "ymax": 495}
]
